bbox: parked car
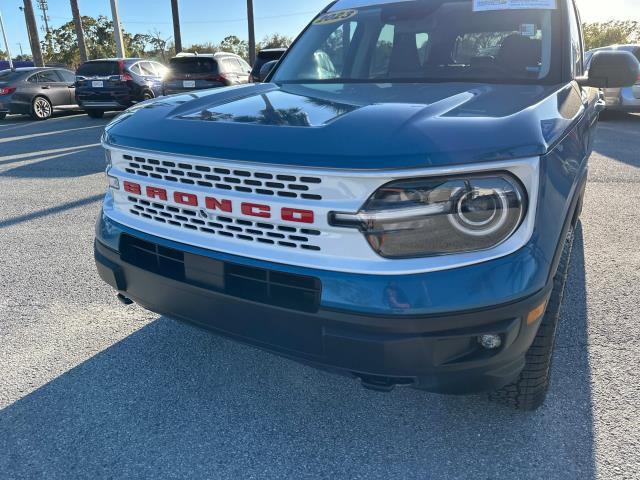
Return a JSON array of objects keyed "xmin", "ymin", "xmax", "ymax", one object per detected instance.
[
  {"xmin": 585, "ymin": 45, "xmax": 640, "ymax": 113},
  {"xmin": 0, "ymin": 67, "xmax": 79, "ymax": 120},
  {"xmin": 95, "ymin": 0, "xmax": 639, "ymax": 411},
  {"xmin": 163, "ymin": 53, "xmax": 251, "ymax": 95},
  {"xmin": 75, "ymin": 58, "xmax": 167, "ymax": 118},
  {"xmin": 250, "ymin": 48, "xmax": 287, "ymax": 82}
]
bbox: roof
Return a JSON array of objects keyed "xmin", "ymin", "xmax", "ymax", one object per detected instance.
[
  {"xmin": 83, "ymin": 58, "xmax": 143, "ymax": 62},
  {"xmin": 586, "ymin": 45, "xmax": 640, "ymax": 53},
  {"xmin": 172, "ymin": 52, "xmax": 243, "ymax": 59}
]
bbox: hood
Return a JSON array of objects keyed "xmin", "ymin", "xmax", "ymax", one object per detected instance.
[{"xmin": 104, "ymin": 81, "xmax": 581, "ymax": 169}]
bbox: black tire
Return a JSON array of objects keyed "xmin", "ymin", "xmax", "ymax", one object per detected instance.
[
  {"xmin": 489, "ymin": 227, "xmax": 575, "ymax": 411},
  {"xmin": 142, "ymin": 91, "xmax": 154, "ymax": 101},
  {"xmin": 0, "ymin": 112, "xmax": 6, "ymax": 120},
  {"xmin": 30, "ymin": 96, "xmax": 52, "ymax": 120},
  {"xmin": 86, "ymin": 109, "xmax": 105, "ymax": 119}
]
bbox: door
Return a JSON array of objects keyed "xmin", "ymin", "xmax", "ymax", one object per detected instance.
[
  {"xmin": 36, "ymin": 70, "xmax": 71, "ymax": 107},
  {"xmin": 56, "ymin": 69, "xmax": 77, "ymax": 105}
]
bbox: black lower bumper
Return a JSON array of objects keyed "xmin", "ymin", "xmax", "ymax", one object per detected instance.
[{"xmin": 95, "ymin": 237, "xmax": 551, "ymax": 394}]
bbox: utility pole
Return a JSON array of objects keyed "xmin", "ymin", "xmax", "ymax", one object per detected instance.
[
  {"xmin": 247, "ymin": 0, "xmax": 256, "ymax": 65},
  {"xmin": 0, "ymin": 10, "xmax": 14, "ymax": 70},
  {"xmin": 17, "ymin": 42, "xmax": 24, "ymax": 56},
  {"xmin": 110, "ymin": 0, "xmax": 125, "ymax": 58},
  {"xmin": 36, "ymin": 0, "xmax": 50, "ymax": 36},
  {"xmin": 170, "ymin": 0, "xmax": 182, "ymax": 54},
  {"xmin": 70, "ymin": 0, "xmax": 88, "ymax": 63},
  {"xmin": 22, "ymin": 0, "xmax": 44, "ymax": 67}
]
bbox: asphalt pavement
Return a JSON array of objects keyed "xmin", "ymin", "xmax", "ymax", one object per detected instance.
[{"xmin": 0, "ymin": 111, "xmax": 638, "ymax": 479}]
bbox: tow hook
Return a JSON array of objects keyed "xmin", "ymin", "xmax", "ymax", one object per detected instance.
[
  {"xmin": 116, "ymin": 293, "xmax": 134, "ymax": 305},
  {"xmin": 357, "ymin": 375, "xmax": 414, "ymax": 393}
]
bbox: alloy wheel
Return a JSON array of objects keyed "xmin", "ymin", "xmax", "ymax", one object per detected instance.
[{"xmin": 34, "ymin": 98, "xmax": 52, "ymax": 119}]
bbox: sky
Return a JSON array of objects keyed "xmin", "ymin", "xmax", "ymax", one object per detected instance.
[{"xmin": 0, "ymin": 0, "xmax": 639, "ymax": 57}]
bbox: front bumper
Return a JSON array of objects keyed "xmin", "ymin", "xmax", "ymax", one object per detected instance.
[{"xmin": 95, "ymin": 216, "xmax": 552, "ymax": 394}]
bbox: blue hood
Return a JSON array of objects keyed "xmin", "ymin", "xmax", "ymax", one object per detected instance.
[{"xmin": 104, "ymin": 82, "xmax": 578, "ymax": 169}]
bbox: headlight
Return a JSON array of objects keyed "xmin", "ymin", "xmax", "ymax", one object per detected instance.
[{"xmin": 330, "ymin": 173, "xmax": 527, "ymax": 258}]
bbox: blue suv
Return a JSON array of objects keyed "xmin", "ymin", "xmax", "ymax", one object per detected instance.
[
  {"xmin": 95, "ymin": 0, "xmax": 639, "ymax": 410},
  {"xmin": 75, "ymin": 58, "xmax": 166, "ymax": 118}
]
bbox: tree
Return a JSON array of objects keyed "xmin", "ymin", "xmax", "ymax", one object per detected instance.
[
  {"xmin": 582, "ymin": 21, "xmax": 640, "ymax": 51},
  {"xmin": 258, "ymin": 33, "xmax": 292, "ymax": 50},
  {"xmin": 148, "ymin": 29, "xmax": 172, "ymax": 63},
  {"xmin": 219, "ymin": 35, "xmax": 249, "ymax": 60},
  {"xmin": 42, "ymin": 15, "xmax": 152, "ymax": 67}
]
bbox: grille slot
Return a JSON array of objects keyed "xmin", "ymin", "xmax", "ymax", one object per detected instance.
[
  {"xmin": 128, "ymin": 196, "xmax": 322, "ymax": 252},
  {"xmin": 119, "ymin": 235, "xmax": 321, "ymax": 313},
  {"xmin": 121, "ymin": 154, "xmax": 323, "ymax": 200}
]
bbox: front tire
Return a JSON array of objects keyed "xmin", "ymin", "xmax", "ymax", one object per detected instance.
[
  {"xmin": 489, "ymin": 227, "xmax": 575, "ymax": 411},
  {"xmin": 31, "ymin": 96, "xmax": 52, "ymax": 120},
  {"xmin": 86, "ymin": 109, "xmax": 105, "ymax": 119}
]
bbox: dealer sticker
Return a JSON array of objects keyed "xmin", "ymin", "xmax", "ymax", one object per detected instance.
[
  {"xmin": 473, "ymin": 0, "xmax": 556, "ymax": 11},
  {"xmin": 313, "ymin": 9, "xmax": 358, "ymax": 25}
]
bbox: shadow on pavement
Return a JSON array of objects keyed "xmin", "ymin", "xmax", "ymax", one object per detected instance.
[
  {"xmin": 593, "ymin": 113, "xmax": 640, "ymax": 168},
  {"xmin": 0, "ymin": 193, "xmax": 103, "ymax": 229},
  {"xmin": 0, "ymin": 113, "xmax": 110, "ymax": 178},
  {"xmin": 0, "ymin": 227, "xmax": 594, "ymax": 478}
]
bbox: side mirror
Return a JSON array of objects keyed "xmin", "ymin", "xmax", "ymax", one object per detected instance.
[
  {"xmin": 578, "ymin": 51, "xmax": 640, "ymax": 88},
  {"xmin": 259, "ymin": 60, "xmax": 278, "ymax": 82}
]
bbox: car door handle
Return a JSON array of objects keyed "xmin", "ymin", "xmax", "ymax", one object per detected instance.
[
  {"xmin": 67, "ymin": 85, "xmax": 75, "ymax": 88},
  {"xmin": 41, "ymin": 86, "xmax": 50, "ymax": 90}
]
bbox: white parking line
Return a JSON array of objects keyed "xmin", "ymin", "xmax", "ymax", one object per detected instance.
[{"xmin": 0, "ymin": 125, "xmax": 104, "ymax": 144}]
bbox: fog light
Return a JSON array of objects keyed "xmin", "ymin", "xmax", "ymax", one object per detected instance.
[
  {"xmin": 478, "ymin": 334, "xmax": 502, "ymax": 350},
  {"xmin": 108, "ymin": 174, "xmax": 120, "ymax": 190}
]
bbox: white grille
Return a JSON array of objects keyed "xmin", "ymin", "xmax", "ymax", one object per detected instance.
[
  {"xmin": 128, "ymin": 196, "xmax": 322, "ymax": 251},
  {"xmin": 122, "ymin": 154, "xmax": 323, "ymax": 201}
]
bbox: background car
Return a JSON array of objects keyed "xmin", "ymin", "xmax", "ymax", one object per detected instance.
[
  {"xmin": 0, "ymin": 67, "xmax": 78, "ymax": 120},
  {"xmin": 75, "ymin": 58, "xmax": 167, "ymax": 118},
  {"xmin": 585, "ymin": 45, "xmax": 640, "ymax": 113},
  {"xmin": 250, "ymin": 48, "xmax": 287, "ymax": 82},
  {"xmin": 163, "ymin": 52, "xmax": 251, "ymax": 95}
]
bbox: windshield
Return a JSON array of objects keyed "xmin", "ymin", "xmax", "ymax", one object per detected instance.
[
  {"xmin": 169, "ymin": 57, "xmax": 218, "ymax": 74},
  {"xmin": 273, "ymin": 0, "xmax": 560, "ymax": 84},
  {"xmin": 77, "ymin": 61, "xmax": 120, "ymax": 77}
]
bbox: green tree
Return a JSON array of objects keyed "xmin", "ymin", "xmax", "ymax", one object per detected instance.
[
  {"xmin": 258, "ymin": 33, "xmax": 292, "ymax": 50},
  {"xmin": 0, "ymin": 50, "xmax": 6, "ymax": 61},
  {"xmin": 582, "ymin": 21, "xmax": 640, "ymax": 51},
  {"xmin": 219, "ymin": 35, "xmax": 249, "ymax": 60},
  {"xmin": 42, "ymin": 15, "xmax": 153, "ymax": 67}
]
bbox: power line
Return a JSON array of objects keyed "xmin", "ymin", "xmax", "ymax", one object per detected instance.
[{"xmin": 45, "ymin": 10, "xmax": 317, "ymax": 25}]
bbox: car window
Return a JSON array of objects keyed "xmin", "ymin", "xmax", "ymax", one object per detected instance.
[
  {"xmin": 237, "ymin": 58, "xmax": 251, "ymax": 73},
  {"xmin": 77, "ymin": 61, "xmax": 120, "ymax": 76},
  {"xmin": 0, "ymin": 70, "xmax": 25, "ymax": 81},
  {"xmin": 38, "ymin": 70, "xmax": 62, "ymax": 83},
  {"xmin": 169, "ymin": 57, "xmax": 218, "ymax": 74},
  {"xmin": 129, "ymin": 63, "xmax": 142, "ymax": 75},
  {"xmin": 273, "ymin": 1, "xmax": 561, "ymax": 85},
  {"xmin": 27, "ymin": 74, "xmax": 38, "ymax": 83},
  {"xmin": 567, "ymin": 0, "xmax": 583, "ymax": 77},
  {"xmin": 152, "ymin": 62, "xmax": 167, "ymax": 76},
  {"xmin": 57, "ymin": 70, "xmax": 76, "ymax": 83},
  {"xmin": 139, "ymin": 62, "xmax": 156, "ymax": 76}
]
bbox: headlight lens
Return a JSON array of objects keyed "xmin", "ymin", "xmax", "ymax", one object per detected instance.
[{"xmin": 330, "ymin": 173, "xmax": 527, "ymax": 258}]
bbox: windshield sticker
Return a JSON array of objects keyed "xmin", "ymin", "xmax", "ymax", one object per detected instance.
[
  {"xmin": 313, "ymin": 9, "xmax": 358, "ymax": 25},
  {"xmin": 473, "ymin": 0, "xmax": 556, "ymax": 11},
  {"xmin": 520, "ymin": 24, "xmax": 536, "ymax": 36}
]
